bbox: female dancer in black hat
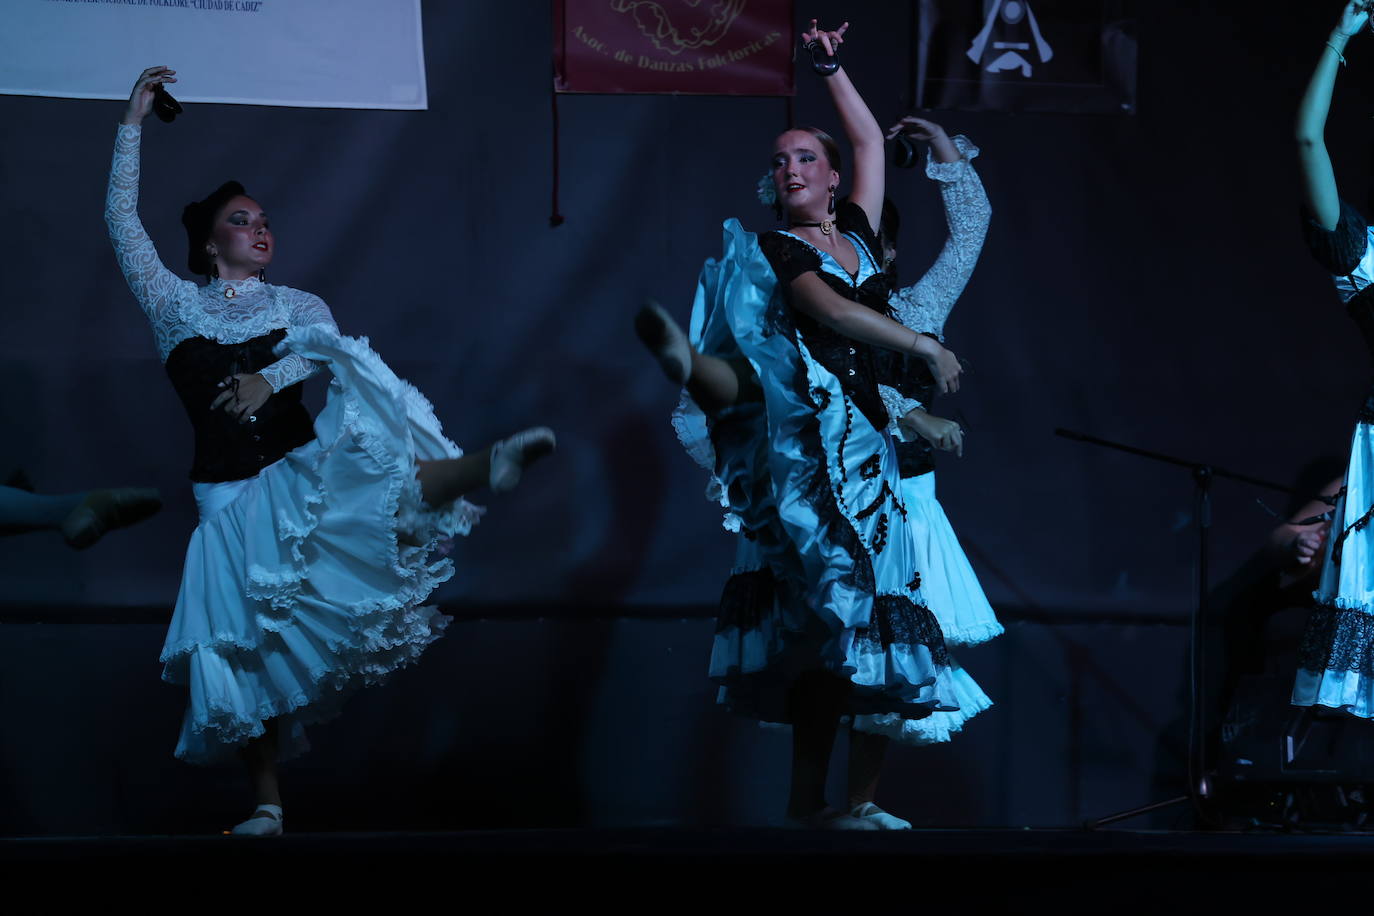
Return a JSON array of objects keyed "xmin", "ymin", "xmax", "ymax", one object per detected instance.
[{"xmin": 107, "ymin": 66, "xmax": 554, "ymax": 835}]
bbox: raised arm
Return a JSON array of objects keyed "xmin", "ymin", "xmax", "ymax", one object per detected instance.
[
  {"xmin": 802, "ymin": 20, "xmax": 885, "ymax": 233},
  {"xmin": 1297, "ymin": 3, "xmax": 1370, "ymax": 229},
  {"xmin": 789, "ymin": 272, "xmax": 960, "ymax": 393},
  {"xmin": 106, "ymin": 66, "xmax": 185, "ymax": 323},
  {"xmin": 887, "ymin": 118, "xmax": 991, "ymax": 337}
]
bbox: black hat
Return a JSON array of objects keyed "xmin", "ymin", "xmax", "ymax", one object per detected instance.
[{"xmin": 181, "ymin": 180, "xmax": 247, "ymax": 277}]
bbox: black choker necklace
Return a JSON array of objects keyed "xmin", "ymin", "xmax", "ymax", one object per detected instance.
[{"xmin": 788, "ymin": 218, "xmax": 834, "ymax": 236}]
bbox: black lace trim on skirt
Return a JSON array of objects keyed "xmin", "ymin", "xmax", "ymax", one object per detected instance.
[
  {"xmin": 1298, "ymin": 601, "xmax": 1374, "ymax": 678},
  {"xmin": 854, "ymin": 595, "xmax": 950, "ymax": 666}
]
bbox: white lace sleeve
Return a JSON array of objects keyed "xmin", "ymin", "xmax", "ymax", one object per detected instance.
[
  {"xmin": 879, "ymin": 383, "xmax": 924, "ymax": 442},
  {"xmin": 257, "ymin": 290, "xmax": 339, "ymax": 391},
  {"xmin": 890, "ymin": 135, "xmax": 991, "ymax": 338},
  {"xmin": 105, "ymin": 123, "xmax": 191, "ymax": 338}
]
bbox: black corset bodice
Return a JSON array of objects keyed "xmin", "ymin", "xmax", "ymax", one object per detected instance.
[
  {"xmin": 873, "ymin": 346, "xmax": 940, "ymax": 479},
  {"xmin": 760, "ymin": 202, "xmax": 895, "ymax": 432},
  {"xmin": 164, "ymin": 329, "xmax": 316, "ymax": 482}
]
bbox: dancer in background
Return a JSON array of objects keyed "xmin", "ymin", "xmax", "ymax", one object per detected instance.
[
  {"xmin": 1291, "ymin": 1, "xmax": 1374, "ymax": 718},
  {"xmin": 0, "ymin": 482, "xmax": 159, "ymax": 548},
  {"xmin": 108, "ymin": 66, "xmax": 554, "ymax": 835},
  {"xmin": 838, "ymin": 114, "xmax": 999, "ymax": 822},
  {"xmin": 639, "ymin": 21, "xmax": 965, "ymax": 829}
]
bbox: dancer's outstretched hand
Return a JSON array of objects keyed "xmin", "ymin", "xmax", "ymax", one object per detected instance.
[
  {"xmin": 886, "ymin": 115, "xmax": 961, "ymax": 163},
  {"xmin": 900, "ymin": 410, "xmax": 964, "ymax": 457},
  {"xmin": 122, "ymin": 66, "xmax": 176, "ymax": 126},
  {"xmin": 801, "ymin": 18, "xmax": 847, "ymax": 56},
  {"xmin": 210, "ymin": 373, "xmax": 272, "ymax": 424},
  {"xmin": 1337, "ymin": 1, "xmax": 1371, "ymax": 38},
  {"xmin": 885, "ymin": 116, "xmax": 947, "ymax": 143},
  {"xmin": 911, "ymin": 336, "xmax": 961, "ymax": 394}
]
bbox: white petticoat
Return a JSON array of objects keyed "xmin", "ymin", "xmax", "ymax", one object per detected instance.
[
  {"xmin": 161, "ymin": 325, "xmax": 483, "ymax": 764},
  {"xmin": 853, "ymin": 471, "xmax": 1001, "ymax": 745}
]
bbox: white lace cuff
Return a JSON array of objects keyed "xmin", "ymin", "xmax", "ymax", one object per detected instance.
[
  {"xmin": 879, "ymin": 384, "xmax": 924, "ymax": 441},
  {"xmin": 925, "ymin": 135, "xmax": 980, "ymax": 183},
  {"xmin": 258, "ymin": 353, "xmax": 322, "ymax": 392}
]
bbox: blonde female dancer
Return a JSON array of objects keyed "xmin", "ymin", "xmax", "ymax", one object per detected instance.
[{"xmin": 639, "ymin": 21, "xmax": 967, "ymax": 829}]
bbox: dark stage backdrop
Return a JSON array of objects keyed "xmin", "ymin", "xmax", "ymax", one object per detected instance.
[{"xmin": 0, "ymin": 0, "xmax": 1366, "ymax": 621}]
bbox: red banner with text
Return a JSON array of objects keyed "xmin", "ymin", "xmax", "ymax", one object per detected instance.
[{"xmin": 554, "ymin": 0, "xmax": 794, "ymax": 96}]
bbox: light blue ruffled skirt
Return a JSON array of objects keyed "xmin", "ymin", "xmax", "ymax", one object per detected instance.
[
  {"xmin": 1294, "ymin": 422, "xmax": 1374, "ymax": 717},
  {"xmin": 853, "ymin": 471, "xmax": 1001, "ymax": 745},
  {"xmin": 682, "ymin": 219, "xmax": 959, "ymax": 726}
]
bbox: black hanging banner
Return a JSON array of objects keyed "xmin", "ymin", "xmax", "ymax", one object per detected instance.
[{"xmin": 913, "ymin": 0, "xmax": 1136, "ymax": 115}]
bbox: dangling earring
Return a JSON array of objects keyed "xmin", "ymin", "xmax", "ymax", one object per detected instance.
[
  {"xmin": 210, "ymin": 261, "xmax": 219, "ymax": 279},
  {"xmin": 257, "ymin": 268, "xmax": 266, "ymax": 282},
  {"xmin": 828, "ymin": 186, "xmax": 836, "ymax": 215}
]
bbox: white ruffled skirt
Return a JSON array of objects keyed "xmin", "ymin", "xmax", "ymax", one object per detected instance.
[
  {"xmin": 161, "ymin": 326, "xmax": 482, "ymax": 764},
  {"xmin": 1294, "ymin": 422, "xmax": 1374, "ymax": 717},
  {"xmin": 853, "ymin": 472, "xmax": 1001, "ymax": 745}
]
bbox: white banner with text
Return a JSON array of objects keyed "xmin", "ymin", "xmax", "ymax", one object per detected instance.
[{"xmin": 3, "ymin": 0, "xmax": 427, "ymax": 109}]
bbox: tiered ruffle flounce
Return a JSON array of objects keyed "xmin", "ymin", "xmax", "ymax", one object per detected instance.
[
  {"xmin": 854, "ymin": 471, "xmax": 1001, "ymax": 744},
  {"xmin": 681, "ymin": 219, "xmax": 958, "ymax": 726},
  {"xmin": 162, "ymin": 326, "xmax": 482, "ymax": 763}
]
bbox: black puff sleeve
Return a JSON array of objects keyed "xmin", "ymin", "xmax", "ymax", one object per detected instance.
[
  {"xmin": 1303, "ymin": 198, "xmax": 1369, "ymax": 277},
  {"xmin": 759, "ymin": 231, "xmax": 822, "ymax": 288},
  {"xmin": 835, "ymin": 199, "xmax": 882, "ymax": 268}
]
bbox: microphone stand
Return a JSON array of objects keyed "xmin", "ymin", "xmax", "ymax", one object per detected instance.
[{"xmin": 1053, "ymin": 428, "xmax": 1295, "ymax": 829}]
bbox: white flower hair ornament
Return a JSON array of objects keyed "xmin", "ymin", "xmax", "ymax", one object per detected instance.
[{"xmin": 756, "ymin": 172, "xmax": 777, "ymax": 208}]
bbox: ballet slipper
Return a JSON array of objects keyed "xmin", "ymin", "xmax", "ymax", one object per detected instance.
[
  {"xmin": 61, "ymin": 487, "xmax": 162, "ymax": 549},
  {"xmin": 634, "ymin": 300, "xmax": 692, "ymax": 385},
  {"xmin": 229, "ymin": 804, "xmax": 283, "ymax": 837},
  {"xmin": 849, "ymin": 801, "xmax": 912, "ymax": 830},
  {"xmin": 489, "ymin": 427, "xmax": 556, "ymax": 494},
  {"xmin": 788, "ymin": 806, "xmax": 880, "ymax": 831}
]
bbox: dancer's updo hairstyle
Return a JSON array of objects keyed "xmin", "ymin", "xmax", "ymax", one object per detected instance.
[{"xmin": 181, "ymin": 180, "xmax": 248, "ymax": 278}]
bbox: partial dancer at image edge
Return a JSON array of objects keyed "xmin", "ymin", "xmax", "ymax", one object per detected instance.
[
  {"xmin": 1292, "ymin": 1, "xmax": 1374, "ymax": 716},
  {"xmin": 106, "ymin": 66, "xmax": 554, "ymax": 835},
  {"xmin": 0, "ymin": 480, "xmax": 160, "ymax": 549}
]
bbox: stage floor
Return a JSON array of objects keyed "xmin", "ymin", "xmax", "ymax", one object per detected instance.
[
  {"xmin": 7, "ymin": 827, "xmax": 1373, "ymax": 908},
  {"xmin": 7, "ymin": 826, "xmax": 1374, "ymax": 865}
]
